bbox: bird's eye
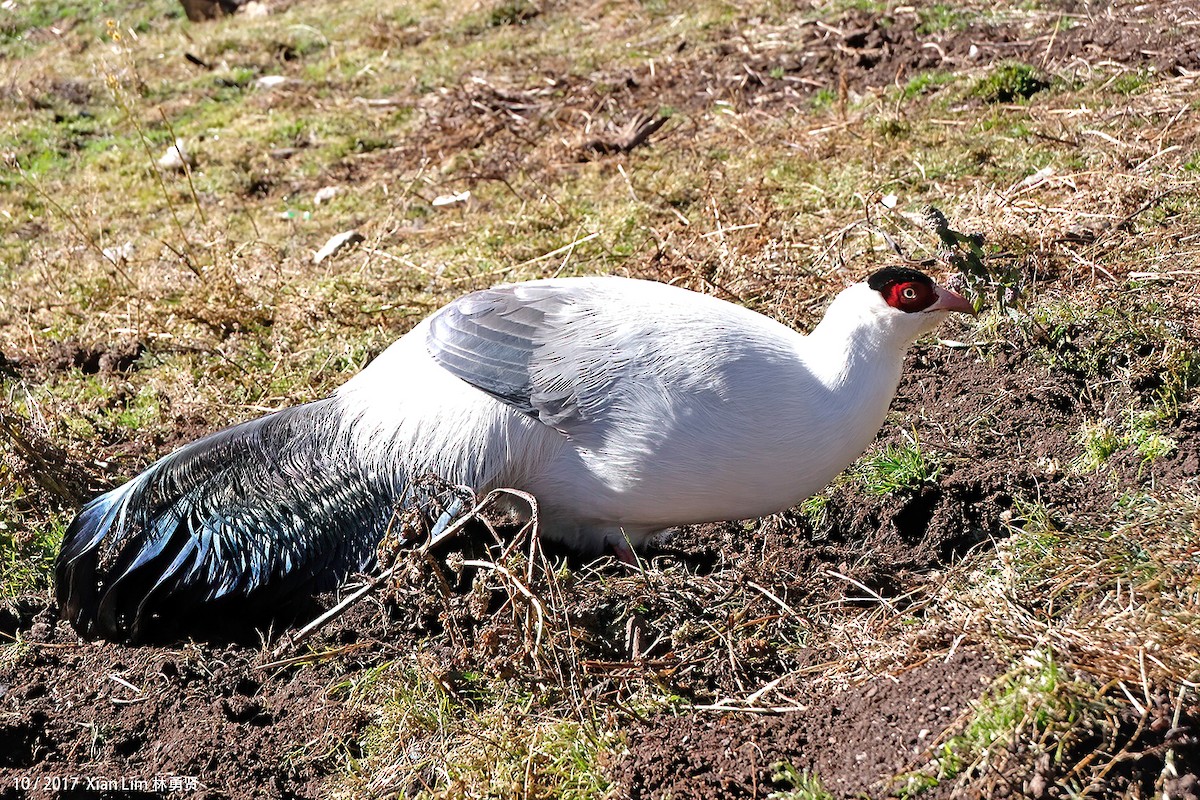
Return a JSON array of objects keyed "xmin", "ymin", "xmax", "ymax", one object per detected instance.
[{"xmin": 880, "ymin": 276, "xmax": 936, "ymax": 312}]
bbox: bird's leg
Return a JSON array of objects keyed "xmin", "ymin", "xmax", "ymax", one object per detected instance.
[
  {"xmin": 428, "ymin": 496, "xmax": 466, "ymax": 546},
  {"xmin": 605, "ymin": 531, "xmax": 640, "ymax": 566}
]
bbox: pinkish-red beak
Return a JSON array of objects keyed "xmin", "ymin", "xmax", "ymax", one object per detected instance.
[{"xmin": 926, "ymin": 284, "xmax": 976, "ymax": 316}]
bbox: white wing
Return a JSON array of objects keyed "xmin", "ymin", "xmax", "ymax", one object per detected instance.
[{"xmin": 426, "ymin": 278, "xmax": 744, "ymax": 444}]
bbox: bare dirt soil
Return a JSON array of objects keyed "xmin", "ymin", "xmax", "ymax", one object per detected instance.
[
  {"xmin": 3, "ymin": 2, "xmax": 1200, "ymax": 798},
  {"xmin": 618, "ymin": 649, "xmax": 999, "ymax": 800}
]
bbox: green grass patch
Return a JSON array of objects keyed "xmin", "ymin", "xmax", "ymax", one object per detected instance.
[
  {"xmin": 0, "ymin": 484, "xmax": 67, "ymax": 605},
  {"xmin": 902, "ymin": 487, "xmax": 1200, "ymax": 793},
  {"xmin": 897, "ymin": 653, "xmax": 1093, "ymax": 796},
  {"xmin": 856, "ymin": 439, "xmax": 941, "ymax": 496},
  {"xmin": 902, "ymin": 71, "xmax": 958, "ymax": 100},
  {"xmin": 799, "ymin": 490, "xmax": 832, "ymax": 529},
  {"xmin": 769, "ymin": 762, "xmax": 834, "ymax": 800},
  {"xmin": 486, "ymin": 0, "xmax": 543, "ymax": 28},
  {"xmin": 1073, "ymin": 419, "xmax": 1123, "ymax": 473},
  {"xmin": 1108, "ymin": 69, "xmax": 1153, "ymax": 95},
  {"xmin": 0, "ymin": 0, "xmax": 182, "ymax": 57},
  {"xmin": 1025, "ymin": 295, "xmax": 1197, "ymax": 405},
  {"xmin": 972, "ymin": 62, "xmax": 1050, "ymax": 103},
  {"xmin": 335, "ymin": 662, "xmax": 620, "ymax": 799},
  {"xmin": 1072, "ymin": 411, "xmax": 1178, "ymax": 473},
  {"xmin": 915, "ymin": 4, "xmax": 978, "ymax": 34}
]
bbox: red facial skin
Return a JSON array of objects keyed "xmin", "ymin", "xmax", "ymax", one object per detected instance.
[{"xmin": 881, "ymin": 280, "xmax": 936, "ymax": 313}]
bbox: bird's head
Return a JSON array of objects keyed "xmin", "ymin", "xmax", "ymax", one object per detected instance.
[{"xmin": 823, "ymin": 266, "xmax": 976, "ymax": 349}]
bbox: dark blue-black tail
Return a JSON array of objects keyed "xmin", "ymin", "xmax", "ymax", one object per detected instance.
[{"xmin": 55, "ymin": 399, "xmax": 397, "ymax": 641}]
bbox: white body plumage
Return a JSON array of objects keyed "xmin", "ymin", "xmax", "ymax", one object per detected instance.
[{"xmin": 337, "ymin": 276, "xmax": 958, "ymax": 553}]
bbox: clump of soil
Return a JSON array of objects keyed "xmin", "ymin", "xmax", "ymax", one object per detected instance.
[{"xmin": 43, "ymin": 340, "xmax": 146, "ymax": 377}]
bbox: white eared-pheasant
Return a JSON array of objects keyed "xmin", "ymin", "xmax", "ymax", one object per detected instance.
[{"xmin": 56, "ymin": 266, "xmax": 974, "ymax": 639}]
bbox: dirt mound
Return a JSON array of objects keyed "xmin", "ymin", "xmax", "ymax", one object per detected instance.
[{"xmin": 42, "ymin": 340, "xmax": 146, "ymax": 378}]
